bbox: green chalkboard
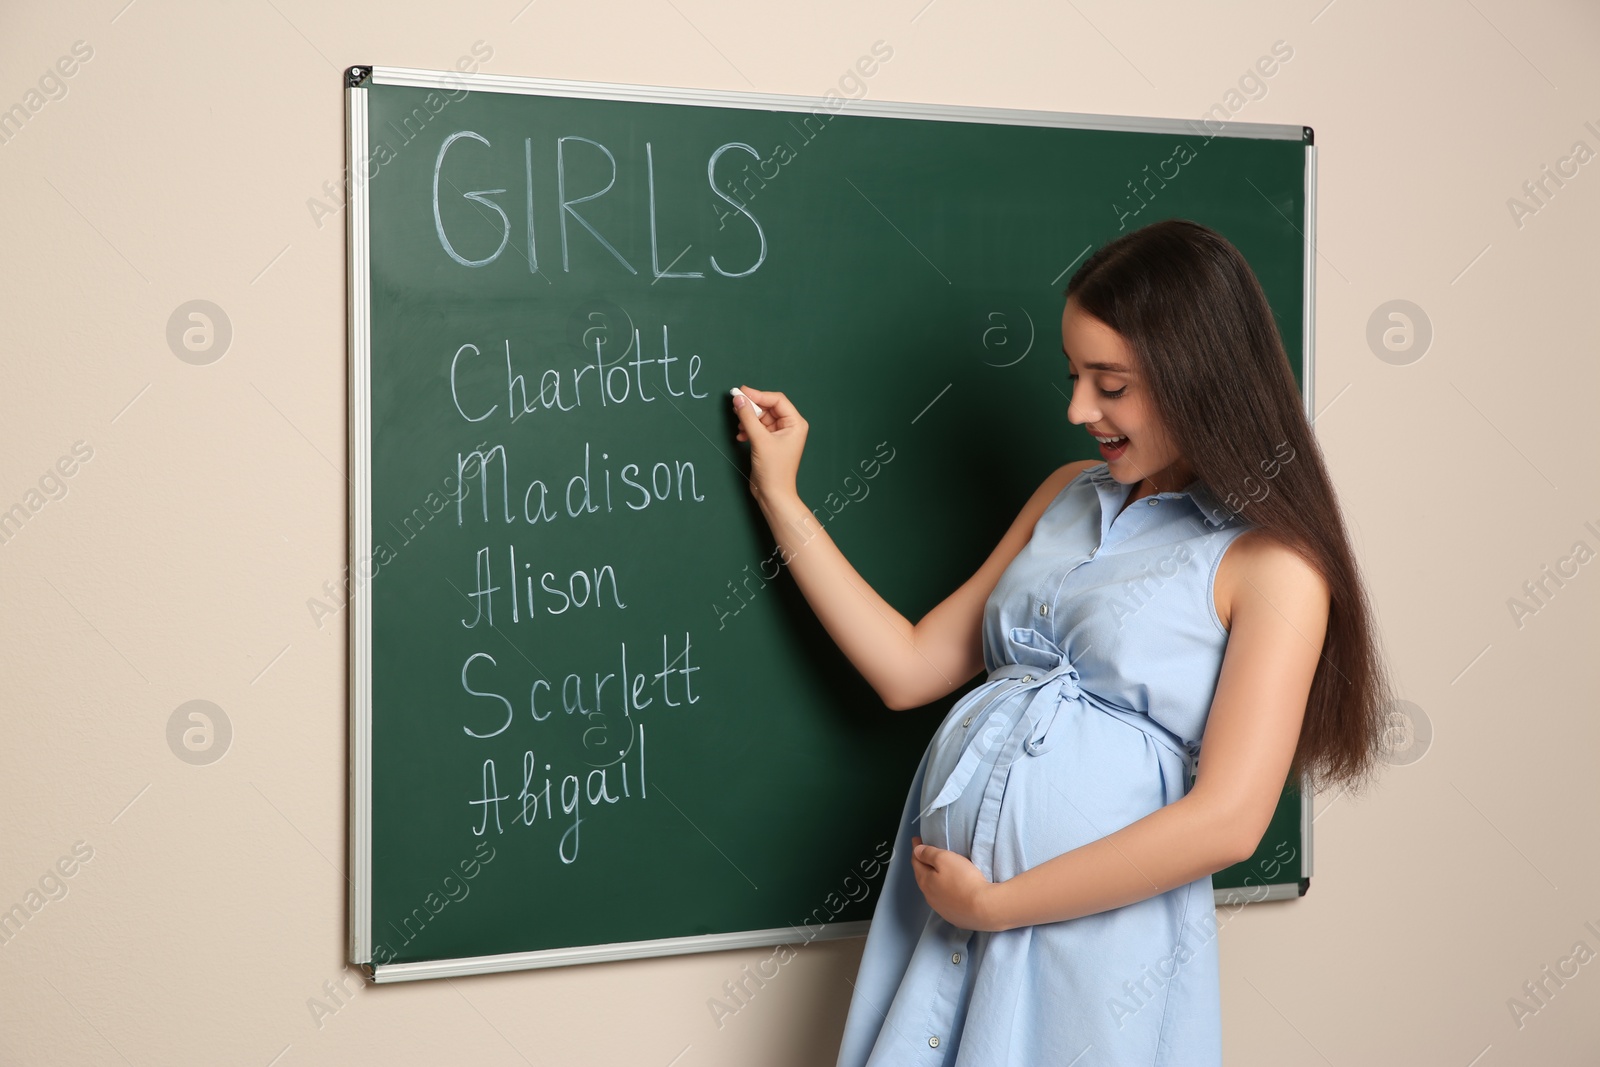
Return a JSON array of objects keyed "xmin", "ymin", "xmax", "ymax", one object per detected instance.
[{"xmin": 345, "ymin": 65, "xmax": 1316, "ymax": 981}]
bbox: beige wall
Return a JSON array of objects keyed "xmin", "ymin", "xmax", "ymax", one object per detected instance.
[{"xmin": 4, "ymin": 1, "xmax": 1598, "ymax": 1063}]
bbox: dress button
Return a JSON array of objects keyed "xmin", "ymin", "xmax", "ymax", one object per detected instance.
[
  {"xmin": 1038, "ymin": 603, "xmax": 1049, "ymax": 617},
  {"xmin": 951, "ymin": 951, "xmax": 962, "ymax": 964},
  {"xmin": 929, "ymin": 1036, "xmax": 941, "ymax": 1048},
  {"xmin": 961, "ymin": 716, "xmax": 972, "ymax": 728},
  {"xmin": 1023, "ymin": 674, "xmax": 1034, "ymax": 682}
]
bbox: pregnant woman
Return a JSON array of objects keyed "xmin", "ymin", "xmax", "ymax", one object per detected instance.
[{"xmin": 729, "ymin": 218, "xmax": 1392, "ymax": 1066}]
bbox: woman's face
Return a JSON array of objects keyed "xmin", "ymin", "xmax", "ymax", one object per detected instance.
[{"xmin": 1061, "ymin": 296, "xmax": 1192, "ymax": 490}]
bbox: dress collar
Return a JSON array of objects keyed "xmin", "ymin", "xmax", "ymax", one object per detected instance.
[{"xmin": 1085, "ymin": 461, "xmax": 1242, "ymax": 529}]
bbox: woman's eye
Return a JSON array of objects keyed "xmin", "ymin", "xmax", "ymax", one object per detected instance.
[{"xmin": 1065, "ymin": 374, "xmax": 1126, "ymax": 400}]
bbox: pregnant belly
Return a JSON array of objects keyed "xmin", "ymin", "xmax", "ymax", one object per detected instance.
[{"xmin": 920, "ymin": 694, "xmax": 1190, "ymax": 881}]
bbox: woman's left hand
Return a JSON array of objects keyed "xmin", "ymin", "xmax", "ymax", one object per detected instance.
[{"xmin": 910, "ymin": 836, "xmax": 1006, "ymax": 932}]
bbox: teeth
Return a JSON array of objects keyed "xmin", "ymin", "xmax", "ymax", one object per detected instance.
[{"xmin": 1094, "ymin": 435, "xmax": 1127, "ymax": 444}]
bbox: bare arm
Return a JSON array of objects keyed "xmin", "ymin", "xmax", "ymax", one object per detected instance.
[
  {"xmin": 975, "ymin": 532, "xmax": 1329, "ymax": 929},
  {"xmin": 730, "ymin": 385, "xmax": 1093, "ymax": 712}
]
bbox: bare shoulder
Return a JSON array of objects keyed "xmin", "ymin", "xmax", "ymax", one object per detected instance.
[
  {"xmin": 1213, "ymin": 528, "xmax": 1331, "ymax": 635},
  {"xmin": 1059, "ymin": 458, "xmax": 1101, "ymax": 481},
  {"xmin": 1002, "ymin": 459, "xmax": 1099, "ymax": 551},
  {"xmin": 1048, "ymin": 459, "xmax": 1100, "ymax": 496},
  {"xmin": 1030, "ymin": 459, "xmax": 1097, "ymax": 517},
  {"xmin": 1023, "ymin": 459, "xmax": 1097, "ymax": 516}
]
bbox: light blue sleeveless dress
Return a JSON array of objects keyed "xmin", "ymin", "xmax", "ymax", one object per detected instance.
[{"xmin": 834, "ymin": 462, "xmax": 1253, "ymax": 1067}]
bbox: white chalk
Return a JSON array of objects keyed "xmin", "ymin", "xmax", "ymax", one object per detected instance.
[{"xmin": 729, "ymin": 387, "xmax": 764, "ymax": 419}]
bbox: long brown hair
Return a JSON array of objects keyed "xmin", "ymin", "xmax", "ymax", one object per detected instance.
[{"xmin": 1065, "ymin": 217, "xmax": 1393, "ymax": 797}]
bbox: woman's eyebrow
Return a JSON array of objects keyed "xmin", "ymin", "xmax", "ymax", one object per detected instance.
[{"xmin": 1062, "ymin": 346, "xmax": 1129, "ymax": 372}]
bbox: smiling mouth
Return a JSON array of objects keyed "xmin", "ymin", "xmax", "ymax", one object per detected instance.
[{"xmin": 1093, "ymin": 433, "xmax": 1130, "ymax": 458}]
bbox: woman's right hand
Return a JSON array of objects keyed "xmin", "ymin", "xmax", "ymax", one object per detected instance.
[{"xmin": 730, "ymin": 385, "xmax": 808, "ymax": 506}]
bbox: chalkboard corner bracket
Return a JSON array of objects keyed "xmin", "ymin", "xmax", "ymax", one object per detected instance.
[{"xmin": 346, "ymin": 65, "xmax": 372, "ymax": 89}]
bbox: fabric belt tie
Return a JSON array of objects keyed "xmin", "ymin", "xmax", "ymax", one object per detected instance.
[{"xmin": 917, "ymin": 626, "xmax": 1197, "ymax": 824}]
